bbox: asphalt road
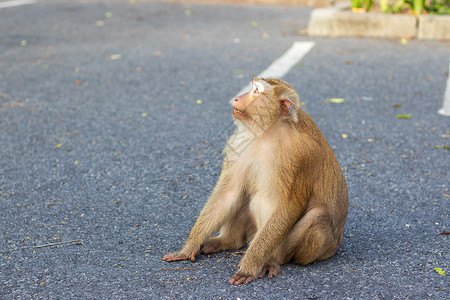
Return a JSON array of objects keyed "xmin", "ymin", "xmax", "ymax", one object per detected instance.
[{"xmin": 0, "ymin": 0, "xmax": 449, "ymax": 298}]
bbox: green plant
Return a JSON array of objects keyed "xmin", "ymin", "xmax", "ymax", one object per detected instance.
[
  {"xmin": 350, "ymin": 0, "xmax": 363, "ymax": 8},
  {"xmin": 380, "ymin": 0, "xmax": 389, "ymax": 12},
  {"xmin": 392, "ymin": 0, "xmax": 406, "ymax": 12},
  {"xmin": 366, "ymin": 0, "xmax": 374, "ymax": 10},
  {"xmin": 426, "ymin": 0, "xmax": 450, "ymax": 14},
  {"xmin": 350, "ymin": 0, "xmax": 374, "ymax": 11},
  {"xmin": 413, "ymin": 0, "xmax": 424, "ymax": 14},
  {"xmin": 352, "ymin": 0, "xmax": 450, "ymax": 14}
]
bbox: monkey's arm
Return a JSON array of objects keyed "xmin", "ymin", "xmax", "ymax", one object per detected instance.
[{"xmin": 162, "ymin": 173, "xmax": 239, "ymax": 262}]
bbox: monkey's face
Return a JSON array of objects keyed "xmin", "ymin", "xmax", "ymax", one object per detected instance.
[
  {"xmin": 232, "ymin": 80, "xmax": 278, "ymax": 125},
  {"xmin": 232, "ymin": 81, "xmax": 262, "ymax": 120}
]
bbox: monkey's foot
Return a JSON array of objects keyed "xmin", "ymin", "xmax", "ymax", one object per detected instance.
[
  {"xmin": 257, "ymin": 263, "xmax": 281, "ymax": 279},
  {"xmin": 201, "ymin": 240, "xmax": 223, "ymax": 255},
  {"xmin": 229, "ymin": 271, "xmax": 257, "ymax": 285},
  {"xmin": 162, "ymin": 250, "xmax": 198, "ymax": 262}
]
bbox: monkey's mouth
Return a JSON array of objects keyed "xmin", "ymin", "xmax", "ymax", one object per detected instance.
[{"xmin": 232, "ymin": 108, "xmax": 248, "ymax": 119}]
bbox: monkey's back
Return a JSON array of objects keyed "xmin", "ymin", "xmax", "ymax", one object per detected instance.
[{"xmin": 292, "ymin": 109, "xmax": 348, "ymax": 237}]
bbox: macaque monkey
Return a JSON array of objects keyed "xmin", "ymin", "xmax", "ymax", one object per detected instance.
[{"xmin": 162, "ymin": 78, "xmax": 348, "ymax": 285}]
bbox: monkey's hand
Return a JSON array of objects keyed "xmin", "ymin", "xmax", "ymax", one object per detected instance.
[
  {"xmin": 161, "ymin": 248, "xmax": 199, "ymax": 262},
  {"xmin": 229, "ymin": 271, "xmax": 257, "ymax": 285}
]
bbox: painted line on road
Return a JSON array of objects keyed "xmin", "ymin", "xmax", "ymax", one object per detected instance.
[
  {"xmin": 438, "ymin": 58, "xmax": 450, "ymax": 116},
  {"xmin": 0, "ymin": 0, "xmax": 36, "ymax": 9},
  {"xmin": 232, "ymin": 41, "xmax": 315, "ymax": 101}
]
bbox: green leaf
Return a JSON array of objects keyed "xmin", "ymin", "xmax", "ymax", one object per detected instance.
[
  {"xmin": 109, "ymin": 54, "xmax": 122, "ymax": 60},
  {"xmin": 327, "ymin": 98, "xmax": 345, "ymax": 103},
  {"xmin": 434, "ymin": 145, "xmax": 450, "ymax": 150},
  {"xmin": 434, "ymin": 267, "xmax": 446, "ymax": 275},
  {"xmin": 396, "ymin": 114, "xmax": 411, "ymax": 119}
]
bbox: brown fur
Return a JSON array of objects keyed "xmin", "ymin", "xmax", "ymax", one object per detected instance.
[{"xmin": 162, "ymin": 78, "xmax": 348, "ymax": 285}]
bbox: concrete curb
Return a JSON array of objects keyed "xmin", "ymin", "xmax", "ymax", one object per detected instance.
[
  {"xmin": 308, "ymin": 3, "xmax": 450, "ymax": 40},
  {"xmin": 156, "ymin": 0, "xmax": 334, "ymax": 7},
  {"xmin": 418, "ymin": 14, "xmax": 450, "ymax": 40}
]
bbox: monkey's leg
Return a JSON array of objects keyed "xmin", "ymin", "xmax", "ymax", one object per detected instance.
[
  {"xmin": 202, "ymin": 206, "xmax": 255, "ymax": 254},
  {"xmin": 162, "ymin": 189, "xmax": 241, "ymax": 262},
  {"xmin": 272, "ymin": 206, "xmax": 341, "ymax": 266},
  {"xmin": 229, "ymin": 203, "xmax": 303, "ymax": 285}
]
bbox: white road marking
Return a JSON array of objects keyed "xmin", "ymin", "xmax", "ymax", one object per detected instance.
[
  {"xmin": 0, "ymin": 0, "xmax": 36, "ymax": 9},
  {"xmin": 231, "ymin": 41, "xmax": 315, "ymax": 101},
  {"xmin": 438, "ymin": 58, "xmax": 450, "ymax": 116}
]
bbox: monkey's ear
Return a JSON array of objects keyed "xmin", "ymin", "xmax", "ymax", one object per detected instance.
[{"xmin": 279, "ymin": 98, "xmax": 292, "ymax": 115}]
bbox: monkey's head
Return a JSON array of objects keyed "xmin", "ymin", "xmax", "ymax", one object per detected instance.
[{"xmin": 232, "ymin": 78, "xmax": 299, "ymax": 128}]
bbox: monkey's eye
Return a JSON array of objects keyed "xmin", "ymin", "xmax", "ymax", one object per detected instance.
[{"xmin": 252, "ymin": 82, "xmax": 265, "ymax": 94}]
